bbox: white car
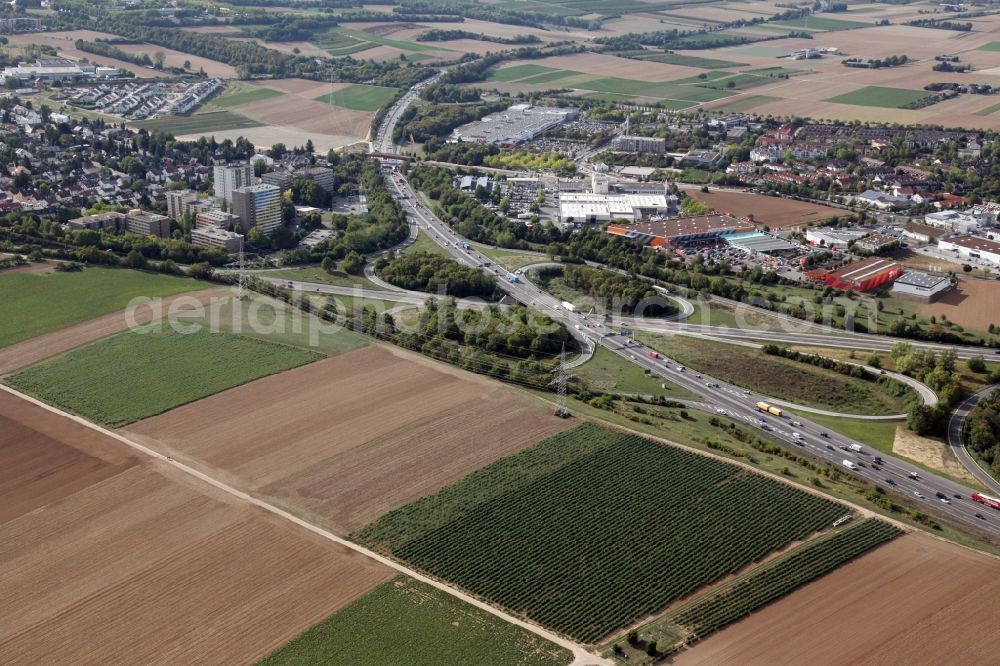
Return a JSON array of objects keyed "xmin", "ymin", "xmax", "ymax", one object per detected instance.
[
  {"xmin": 792, "ymin": 432, "xmax": 803, "ymax": 439},
  {"xmin": 791, "ymin": 421, "xmax": 802, "ymax": 427},
  {"xmin": 715, "ymin": 408, "xmax": 726, "ymax": 415}
]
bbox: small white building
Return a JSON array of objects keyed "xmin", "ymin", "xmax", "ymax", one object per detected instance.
[
  {"xmin": 806, "ymin": 228, "xmax": 865, "ymax": 250},
  {"xmin": 890, "ymin": 271, "xmax": 953, "ymax": 302}
]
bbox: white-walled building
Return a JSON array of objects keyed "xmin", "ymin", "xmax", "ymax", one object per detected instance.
[
  {"xmin": 213, "ymin": 163, "xmax": 253, "ymax": 203},
  {"xmin": 890, "ymin": 271, "xmax": 953, "ymax": 302},
  {"xmin": 937, "ymin": 235, "xmax": 1000, "ymax": 267},
  {"xmin": 191, "ymin": 226, "xmax": 244, "ymax": 253},
  {"xmin": 232, "ymin": 183, "xmax": 282, "ymax": 234},
  {"xmin": 924, "ymin": 209, "xmax": 989, "ymax": 233}
]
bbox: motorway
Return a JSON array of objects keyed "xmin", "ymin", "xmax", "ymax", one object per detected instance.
[{"xmin": 371, "ymin": 82, "xmax": 1000, "ymax": 540}]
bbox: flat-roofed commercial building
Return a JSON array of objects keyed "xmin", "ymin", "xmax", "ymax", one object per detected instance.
[
  {"xmin": 890, "ymin": 271, "xmax": 953, "ymax": 302},
  {"xmin": 451, "ymin": 104, "xmax": 578, "ymax": 147},
  {"xmin": 607, "ymin": 215, "xmax": 755, "ymax": 248},
  {"xmin": 937, "ymin": 234, "xmax": 1000, "ymax": 267},
  {"xmin": 805, "ymin": 257, "xmax": 903, "ymax": 292},
  {"xmin": 559, "ymin": 192, "xmax": 672, "ymax": 224},
  {"xmin": 191, "ymin": 226, "xmax": 244, "ymax": 253}
]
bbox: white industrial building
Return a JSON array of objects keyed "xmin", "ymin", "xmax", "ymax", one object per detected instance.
[
  {"xmin": 1, "ymin": 58, "xmax": 118, "ymax": 81},
  {"xmin": 937, "ymin": 235, "xmax": 1000, "ymax": 267},
  {"xmin": 450, "ymin": 104, "xmax": 578, "ymax": 147},
  {"xmin": 558, "ymin": 192, "xmax": 671, "ymax": 224},
  {"xmin": 924, "ymin": 209, "xmax": 990, "ymax": 233},
  {"xmin": 890, "ymin": 271, "xmax": 953, "ymax": 302},
  {"xmin": 805, "ymin": 228, "xmax": 866, "ymax": 250}
]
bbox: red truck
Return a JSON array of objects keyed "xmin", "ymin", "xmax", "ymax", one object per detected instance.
[
  {"xmin": 971, "ymin": 492, "xmax": 1000, "ymax": 511},
  {"xmin": 650, "ymin": 351, "xmax": 660, "ymax": 359}
]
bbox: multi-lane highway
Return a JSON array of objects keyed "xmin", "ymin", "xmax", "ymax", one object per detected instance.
[
  {"xmin": 371, "ymin": 78, "xmax": 1000, "ymax": 539},
  {"xmin": 381, "ymin": 165, "xmax": 1000, "ymax": 538}
]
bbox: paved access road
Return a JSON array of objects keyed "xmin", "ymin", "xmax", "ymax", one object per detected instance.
[{"xmin": 947, "ymin": 386, "xmax": 1000, "ymax": 496}]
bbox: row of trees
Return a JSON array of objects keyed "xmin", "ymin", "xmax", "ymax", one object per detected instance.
[
  {"xmin": 555, "ymin": 264, "xmax": 678, "ymax": 317},
  {"xmin": 965, "ymin": 390, "xmax": 1000, "ymax": 477}
]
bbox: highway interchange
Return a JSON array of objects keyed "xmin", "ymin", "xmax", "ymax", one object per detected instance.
[{"xmin": 368, "ymin": 81, "xmax": 1000, "ymax": 539}]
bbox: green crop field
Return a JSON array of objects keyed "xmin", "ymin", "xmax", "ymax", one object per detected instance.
[
  {"xmin": 974, "ymin": 100, "xmax": 1000, "ymax": 116},
  {"xmin": 772, "ymin": 15, "xmax": 869, "ymax": 30},
  {"xmin": 672, "ymin": 519, "xmax": 902, "ymax": 641},
  {"xmin": 356, "ymin": 423, "xmax": 845, "ymax": 643},
  {"xmin": 631, "ymin": 52, "xmax": 748, "ymax": 69},
  {"xmin": 212, "ymin": 87, "xmax": 285, "ymax": 108},
  {"xmin": 825, "ymin": 86, "xmax": 930, "ymax": 109},
  {"xmin": 258, "ymin": 577, "xmax": 571, "ymax": 666},
  {"xmin": 710, "ymin": 94, "xmax": 780, "ymax": 112},
  {"xmin": 134, "ymin": 111, "xmax": 263, "ymax": 134},
  {"xmin": 7, "ymin": 329, "xmax": 321, "ymax": 426},
  {"xmin": 488, "ymin": 64, "xmax": 558, "ymax": 82},
  {"xmin": 634, "ymin": 333, "xmax": 917, "ymax": 415},
  {"xmin": 314, "ymin": 84, "xmax": 398, "ymax": 111},
  {"xmin": 978, "ymin": 41, "xmax": 1000, "ymax": 52},
  {"xmin": 0, "ymin": 268, "xmax": 206, "ymax": 349}
]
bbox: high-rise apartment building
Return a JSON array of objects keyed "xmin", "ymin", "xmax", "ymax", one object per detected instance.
[
  {"xmin": 232, "ymin": 184, "xmax": 282, "ymax": 235},
  {"xmin": 213, "ymin": 163, "xmax": 253, "ymax": 203}
]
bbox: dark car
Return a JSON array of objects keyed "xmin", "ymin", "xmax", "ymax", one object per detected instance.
[
  {"xmin": 885, "ymin": 478, "xmax": 896, "ymax": 485},
  {"xmin": 820, "ymin": 432, "xmax": 829, "ymax": 438},
  {"xmin": 826, "ymin": 444, "xmax": 834, "ymax": 451},
  {"xmin": 976, "ymin": 513, "xmax": 987, "ymax": 520}
]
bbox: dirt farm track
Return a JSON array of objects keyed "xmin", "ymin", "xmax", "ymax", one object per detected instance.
[
  {"xmin": 0, "ymin": 390, "xmax": 392, "ymax": 664},
  {"xmin": 677, "ymin": 532, "xmax": 1000, "ymax": 665}
]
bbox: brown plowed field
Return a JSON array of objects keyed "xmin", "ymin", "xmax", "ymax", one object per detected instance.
[
  {"xmin": 125, "ymin": 344, "xmax": 573, "ymax": 534},
  {"xmin": 675, "ymin": 532, "xmax": 1000, "ymax": 665},
  {"xmin": 0, "ymin": 287, "xmax": 229, "ymax": 376},
  {"xmin": 688, "ymin": 189, "xmax": 840, "ymax": 229},
  {"xmin": 0, "ymin": 390, "xmax": 392, "ymax": 663},
  {"xmin": 921, "ymin": 278, "xmax": 1000, "ymax": 332}
]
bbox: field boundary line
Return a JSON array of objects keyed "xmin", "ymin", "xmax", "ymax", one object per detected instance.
[{"xmin": 0, "ymin": 383, "xmax": 606, "ymax": 666}]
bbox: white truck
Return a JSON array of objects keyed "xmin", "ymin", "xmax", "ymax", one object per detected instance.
[
  {"xmin": 561, "ymin": 301, "xmax": 576, "ymax": 312},
  {"xmin": 842, "ymin": 459, "xmax": 858, "ymax": 470},
  {"xmin": 849, "ymin": 443, "xmax": 863, "ymax": 453}
]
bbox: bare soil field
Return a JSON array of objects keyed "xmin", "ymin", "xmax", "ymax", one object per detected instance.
[
  {"xmin": 0, "ymin": 287, "xmax": 230, "ymax": 376},
  {"xmin": 113, "ymin": 43, "xmax": 237, "ymax": 77},
  {"xmin": 922, "ymin": 279, "xmax": 1000, "ymax": 331},
  {"xmin": 261, "ymin": 77, "xmax": 349, "ymax": 96},
  {"xmin": 675, "ymin": 532, "xmax": 1000, "ymax": 665},
  {"xmin": 175, "ymin": 126, "xmax": 363, "ymax": 153},
  {"xmin": 0, "ymin": 389, "xmax": 392, "ymax": 664},
  {"xmin": 125, "ymin": 344, "xmax": 573, "ymax": 534},
  {"xmin": 692, "ymin": 21, "xmax": 1000, "ymax": 128},
  {"xmin": 237, "ymin": 95, "xmax": 372, "ymax": 136},
  {"xmin": 6, "ymin": 31, "xmax": 161, "ymax": 78},
  {"xmin": 892, "ymin": 426, "xmax": 977, "ymax": 484},
  {"xmin": 688, "ymin": 189, "xmax": 840, "ymax": 229},
  {"xmin": 195, "ymin": 79, "xmax": 374, "ymax": 149}
]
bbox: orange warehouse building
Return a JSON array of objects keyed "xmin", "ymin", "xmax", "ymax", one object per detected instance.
[
  {"xmin": 805, "ymin": 257, "xmax": 903, "ymax": 292},
  {"xmin": 607, "ymin": 215, "xmax": 756, "ymax": 248}
]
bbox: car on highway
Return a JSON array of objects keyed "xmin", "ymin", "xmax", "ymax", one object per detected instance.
[
  {"xmin": 791, "ymin": 421, "xmax": 802, "ymax": 427},
  {"xmin": 820, "ymin": 432, "xmax": 829, "ymax": 437},
  {"xmin": 826, "ymin": 444, "xmax": 834, "ymax": 451},
  {"xmin": 939, "ymin": 497, "xmax": 951, "ymax": 505},
  {"xmin": 715, "ymin": 408, "xmax": 726, "ymax": 414},
  {"xmin": 792, "ymin": 432, "xmax": 803, "ymax": 440},
  {"xmin": 976, "ymin": 513, "xmax": 987, "ymax": 520},
  {"xmin": 909, "ymin": 471, "xmax": 920, "ymax": 479},
  {"xmin": 885, "ymin": 478, "xmax": 896, "ymax": 485},
  {"xmin": 914, "ymin": 491, "xmax": 925, "ymax": 499},
  {"xmin": 954, "ymin": 493, "xmax": 962, "ymax": 500}
]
